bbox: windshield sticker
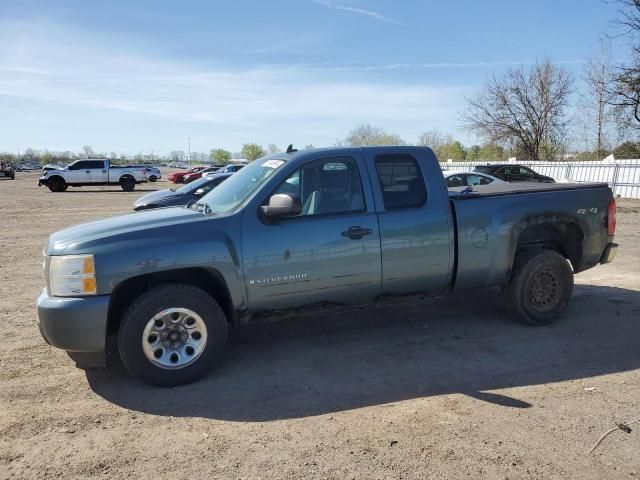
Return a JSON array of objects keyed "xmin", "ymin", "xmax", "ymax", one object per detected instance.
[{"xmin": 263, "ymin": 159, "xmax": 284, "ymax": 169}]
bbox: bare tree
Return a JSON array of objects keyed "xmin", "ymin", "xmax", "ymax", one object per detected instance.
[
  {"xmin": 583, "ymin": 41, "xmax": 615, "ymax": 158},
  {"xmin": 82, "ymin": 145, "xmax": 96, "ymax": 158},
  {"xmin": 417, "ymin": 128, "xmax": 452, "ymax": 152},
  {"xmin": 341, "ymin": 124, "xmax": 405, "ymax": 146},
  {"xmin": 461, "ymin": 59, "xmax": 574, "ymax": 160},
  {"xmin": 608, "ymin": 0, "xmax": 640, "ymax": 132}
]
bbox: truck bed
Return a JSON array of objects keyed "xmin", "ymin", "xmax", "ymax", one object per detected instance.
[
  {"xmin": 448, "ymin": 182, "xmax": 610, "ymax": 199},
  {"xmin": 448, "ymin": 181, "xmax": 612, "ymax": 290}
]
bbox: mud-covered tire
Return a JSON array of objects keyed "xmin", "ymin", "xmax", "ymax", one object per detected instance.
[
  {"xmin": 48, "ymin": 176, "xmax": 66, "ymax": 192},
  {"xmin": 118, "ymin": 284, "xmax": 228, "ymax": 387},
  {"xmin": 503, "ymin": 249, "xmax": 574, "ymax": 326},
  {"xmin": 120, "ymin": 176, "xmax": 136, "ymax": 192}
]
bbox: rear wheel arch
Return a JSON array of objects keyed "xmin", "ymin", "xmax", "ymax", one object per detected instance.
[
  {"xmin": 107, "ymin": 267, "xmax": 235, "ymax": 339},
  {"xmin": 511, "ymin": 217, "xmax": 584, "ymax": 271}
]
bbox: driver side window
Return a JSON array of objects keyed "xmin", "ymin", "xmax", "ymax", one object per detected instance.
[{"xmin": 273, "ymin": 157, "xmax": 365, "ymax": 216}]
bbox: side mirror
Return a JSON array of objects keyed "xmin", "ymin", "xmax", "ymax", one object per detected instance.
[{"xmin": 261, "ymin": 193, "xmax": 301, "ymax": 218}]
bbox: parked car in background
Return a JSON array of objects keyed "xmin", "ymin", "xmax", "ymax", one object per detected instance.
[
  {"xmin": 133, "ymin": 172, "xmax": 232, "ymax": 211},
  {"xmin": 474, "ymin": 164, "xmax": 555, "ymax": 183},
  {"xmin": 37, "ymin": 146, "xmax": 617, "ymax": 386},
  {"xmin": 219, "ymin": 164, "xmax": 245, "ymax": 173},
  {"xmin": 38, "ymin": 159, "xmax": 147, "ymax": 192},
  {"xmin": 182, "ymin": 165, "xmax": 224, "ymax": 184},
  {"xmin": 444, "ymin": 171, "xmax": 506, "ymax": 188},
  {"xmin": 127, "ymin": 165, "xmax": 161, "ymax": 182},
  {"xmin": 202, "ymin": 164, "xmax": 245, "ymax": 179},
  {"xmin": 16, "ymin": 162, "xmax": 40, "ymax": 171},
  {"xmin": 1, "ymin": 162, "xmax": 15, "ymax": 180},
  {"xmin": 167, "ymin": 166, "xmax": 207, "ymax": 184}
]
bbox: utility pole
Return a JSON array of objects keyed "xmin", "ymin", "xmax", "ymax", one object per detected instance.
[{"xmin": 188, "ymin": 136, "xmax": 191, "ymax": 168}]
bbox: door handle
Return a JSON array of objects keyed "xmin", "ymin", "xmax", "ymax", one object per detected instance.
[
  {"xmin": 342, "ymin": 226, "xmax": 373, "ymax": 240},
  {"xmin": 85, "ymin": 170, "xmax": 90, "ymax": 173}
]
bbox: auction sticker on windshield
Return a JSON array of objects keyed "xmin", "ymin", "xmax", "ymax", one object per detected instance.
[{"xmin": 263, "ymin": 159, "xmax": 285, "ymax": 169}]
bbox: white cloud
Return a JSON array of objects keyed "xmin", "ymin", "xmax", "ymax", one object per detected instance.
[
  {"xmin": 312, "ymin": 0, "xmax": 402, "ymax": 25},
  {"xmin": 0, "ymin": 21, "xmax": 471, "ymax": 151}
]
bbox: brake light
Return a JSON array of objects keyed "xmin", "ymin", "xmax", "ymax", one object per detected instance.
[{"xmin": 607, "ymin": 199, "xmax": 616, "ymax": 235}]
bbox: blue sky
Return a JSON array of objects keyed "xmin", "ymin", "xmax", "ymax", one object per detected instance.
[{"xmin": 0, "ymin": 0, "xmax": 625, "ymax": 155}]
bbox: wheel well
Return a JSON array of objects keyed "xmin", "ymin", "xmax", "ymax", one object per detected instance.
[
  {"xmin": 107, "ymin": 267, "xmax": 234, "ymax": 337},
  {"xmin": 49, "ymin": 175, "xmax": 65, "ymax": 183},
  {"xmin": 119, "ymin": 174, "xmax": 135, "ymax": 182},
  {"xmin": 515, "ymin": 220, "xmax": 584, "ymax": 269}
]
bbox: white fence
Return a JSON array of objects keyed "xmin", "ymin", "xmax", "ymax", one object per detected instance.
[{"xmin": 440, "ymin": 160, "xmax": 640, "ymax": 199}]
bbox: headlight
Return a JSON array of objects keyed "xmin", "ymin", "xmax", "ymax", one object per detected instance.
[{"xmin": 49, "ymin": 254, "xmax": 97, "ymax": 296}]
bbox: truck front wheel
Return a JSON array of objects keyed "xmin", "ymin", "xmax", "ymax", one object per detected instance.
[
  {"xmin": 120, "ymin": 176, "xmax": 136, "ymax": 191},
  {"xmin": 117, "ymin": 284, "xmax": 228, "ymax": 386},
  {"xmin": 503, "ymin": 249, "xmax": 573, "ymax": 325},
  {"xmin": 48, "ymin": 176, "xmax": 66, "ymax": 192}
]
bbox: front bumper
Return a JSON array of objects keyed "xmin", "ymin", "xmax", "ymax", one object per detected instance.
[
  {"xmin": 37, "ymin": 289, "xmax": 110, "ymax": 352},
  {"xmin": 38, "ymin": 177, "xmax": 48, "ymax": 186},
  {"xmin": 600, "ymin": 242, "xmax": 618, "ymax": 264}
]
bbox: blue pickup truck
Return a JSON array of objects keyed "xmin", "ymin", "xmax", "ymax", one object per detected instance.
[{"xmin": 37, "ymin": 146, "xmax": 618, "ymax": 386}]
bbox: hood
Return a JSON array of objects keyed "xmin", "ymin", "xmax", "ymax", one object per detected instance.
[
  {"xmin": 42, "ymin": 164, "xmax": 64, "ymax": 171},
  {"xmin": 46, "ymin": 207, "xmax": 204, "ymax": 255},
  {"xmin": 133, "ymin": 188, "xmax": 181, "ymax": 207}
]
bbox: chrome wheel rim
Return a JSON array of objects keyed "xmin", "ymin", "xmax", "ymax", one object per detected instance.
[{"xmin": 142, "ymin": 308, "xmax": 208, "ymax": 369}]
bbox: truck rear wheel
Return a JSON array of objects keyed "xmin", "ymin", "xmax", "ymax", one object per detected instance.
[
  {"xmin": 148, "ymin": 175, "xmax": 157, "ymax": 182},
  {"xmin": 48, "ymin": 176, "xmax": 66, "ymax": 192},
  {"xmin": 503, "ymin": 249, "xmax": 573, "ymax": 325},
  {"xmin": 117, "ymin": 284, "xmax": 228, "ymax": 387},
  {"xmin": 120, "ymin": 176, "xmax": 136, "ymax": 192}
]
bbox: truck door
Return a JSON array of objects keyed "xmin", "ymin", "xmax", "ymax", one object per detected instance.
[
  {"xmin": 361, "ymin": 148, "xmax": 454, "ymax": 295},
  {"xmin": 66, "ymin": 160, "xmax": 92, "ymax": 184},
  {"xmin": 88, "ymin": 160, "xmax": 108, "ymax": 183},
  {"xmin": 241, "ymin": 154, "xmax": 382, "ymax": 311}
]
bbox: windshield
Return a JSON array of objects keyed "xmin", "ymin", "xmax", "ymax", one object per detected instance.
[{"xmin": 196, "ymin": 158, "xmax": 286, "ymax": 214}]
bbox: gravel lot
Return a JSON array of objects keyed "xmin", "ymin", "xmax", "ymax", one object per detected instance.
[{"xmin": 1, "ymin": 171, "xmax": 639, "ymax": 480}]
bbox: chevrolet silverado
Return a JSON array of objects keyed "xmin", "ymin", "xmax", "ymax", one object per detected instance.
[{"xmin": 37, "ymin": 146, "xmax": 618, "ymax": 386}]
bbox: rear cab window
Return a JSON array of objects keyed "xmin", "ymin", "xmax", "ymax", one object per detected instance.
[{"xmin": 374, "ymin": 154, "xmax": 427, "ymax": 210}]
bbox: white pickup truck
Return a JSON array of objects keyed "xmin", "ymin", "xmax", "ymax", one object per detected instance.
[{"xmin": 38, "ymin": 159, "xmax": 147, "ymax": 192}]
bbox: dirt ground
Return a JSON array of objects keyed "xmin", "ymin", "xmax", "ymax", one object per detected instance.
[{"xmin": 1, "ymin": 170, "xmax": 639, "ymax": 480}]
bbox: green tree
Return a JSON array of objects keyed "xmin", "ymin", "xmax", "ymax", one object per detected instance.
[
  {"xmin": 40, "ymin": 152, "xmax": 53, "ymax": 165},
  {"xmin": 304, "ymin": 144, "xmax": 315, "ymax": 149},
  {"xmin": 440, "ymin": 141, "xmax": 466, "ymax": 160},
  {"xmin": 242, "ymin": 143, "xmax": 266, "ymax": 162},
  {"xmin": 209, "ymin": 148, "xmax": 232, "ymax": 164},
  {"xmin": 613, "ymin": 141, "xmax": 640, "ymax": 159},
  {"xmin": 478, "ymin": 143, "xmax": 506, "ymax": 161},
  {"xmin": 466, "ymin": 145, "xmax": 481, "ymax": 161},
  {"xmin": 267, "ymin": 144, "xmax": 280, "ymax": 154}
]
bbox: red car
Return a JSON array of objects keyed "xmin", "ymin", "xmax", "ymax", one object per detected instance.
[
  {"xmin": 182, "ymin": 165, "xmax": 224, "ymax": 184},
  {"xmin": 167, "ymin": 166, "xmax": 207, "ymax": 184}
]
